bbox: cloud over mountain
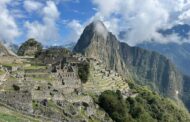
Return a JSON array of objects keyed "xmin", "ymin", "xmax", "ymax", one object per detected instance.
[{"xmin": 92, "ymin": 0, "xmax": 190, "ymax": 45}]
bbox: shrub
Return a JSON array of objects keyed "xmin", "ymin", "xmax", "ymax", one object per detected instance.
[
  {"xmin": 99, "ymin": 90, "xmax": 127, "ymax": 122},
  {"xmin": 98, "ymin": 87, "xmax": 190, "ymax": 122},
  {"xmin": 78, "ymin": 62, "xmax": 90, "ymax": 83},
  {"xmin": 12, "ymin": 84, "xmax": 20, "ymax": 91}
]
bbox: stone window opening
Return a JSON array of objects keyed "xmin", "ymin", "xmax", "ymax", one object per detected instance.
[{"xmin": 62, "ymin": 80, "xmax": 65, "ymax": 85}]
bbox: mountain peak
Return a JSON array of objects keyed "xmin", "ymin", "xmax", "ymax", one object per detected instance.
[
  {"xmin": 89, "ymin": 20, "xmax": 108, "ymax": 39},
  {"xmin": 74, "ymin": 21, "xmax": 184, "ymax": 102},
  {"xmin": 73, "ymin": 20, "xmax": 111, "ymax": 53}
]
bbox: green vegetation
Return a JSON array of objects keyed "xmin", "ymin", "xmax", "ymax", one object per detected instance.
[
  {"xmin": 78, "ymin": 63, "xmax": 90, "ymax": 83},
  {"xmin": 31, "ymin": 76, "xmax": 54, "ymax": 82},
  {"xmin": 17, "ymin": 38, "xmax": 43, "ymax": 56},
  {"xmin": 24, "ymin": 65, "xmax": 47, "ymax": 70},
  {"xmin": 182, "ymin": 75, "xmax": 190, "ymax": 111},
  {"xmin": 0, "ymin": 70, "xmax": 5, "ymax": 75},
  {"xmin": 99, "ymin": 90, "xmax": 127, "ymax": 122},
  {"xmin": 98, "ymin": 83, "xmax": 190, "ymax": 122},
  {"xmin": 2, "ymin": 63, "xmax": 20, "ymax": 67},
  {"xmin": 0, "ymin": 113, "xmax": 25, "ymax": 122},
  {"xmin": 0, "ymin": 106, "xmax": 39, "ymax": 122},
  {"xmin": 32, "ymin": 100, "xmax": 39, "ymax": 109},
  {"xmin": 12, "ymin": 84, "xmax": 20, "ymax": 91},
  {"xmin": 6, "ymin": 76, "xmax": 17, "ymax": 82}
]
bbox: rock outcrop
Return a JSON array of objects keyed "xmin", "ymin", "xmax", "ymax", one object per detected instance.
[{"xmin": 17, "ymin": 38, "xmax": 42, "ymax": 56}]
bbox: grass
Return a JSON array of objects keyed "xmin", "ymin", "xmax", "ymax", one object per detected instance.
[
  {"xmin": 0, "ymin": 106, "xmax": 40, "ymax": 122},
  {"xmin": 31, "ymin": 76, "xmax": 54, "ymax": 82},
  {"xmin": 2, "ymin": 63, "xmax": 20, "ymax": 67},
  {"xmin": 7, "ymin": 76, "xmax": 17, "ymax": 82},
  {"xmin": 0, "ymin": 113, "xmax": 25, "ymax": 122},
  {"xmin": 0, "ymin": 70, "xmax": 5, "ymax": 75},
  {"xmin": 24, "ymin": 65, "xmax": 47, "ymax": 70}
]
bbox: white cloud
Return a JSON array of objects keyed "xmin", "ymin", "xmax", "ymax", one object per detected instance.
[
  {"xmin": 90, "ymin": 13, "xmax": 121, "ymax": 36},
  {"xmin": 179, "ymin": 9, "xmax": 190, "ymax": 22},
  {"xmin": 66, "ymin": 20, "xmax": 84, "ymax": 43},
  {"xmin": 0, "ymin": 0, "xmax": 20, "ymax": 42},
  {"xmin": 53, "ymin": 0, "xmax": 80, "ymax": 4},
  {"xmin": 92, "ymin": 0, "xmax": 120, "ymax": 17},
  {"xmin": 92, "ymin": 0, "xmax": 190, "ymax": 45},
  {"xmin": 24, "ymin": 0, "xmax": 43, "ymax": 12},
  {"xmin": 25, "ymin": 1, "xmax": 60, "ymax": 44}
]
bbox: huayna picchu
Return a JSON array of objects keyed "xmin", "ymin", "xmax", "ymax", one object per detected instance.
[
  {"xmin": 74, "ymin": 21, "xmax": 190, "ymax": 109},
  {"xmin": 0, "ymin": 21, "xmax": 190, "ymax": 122}
]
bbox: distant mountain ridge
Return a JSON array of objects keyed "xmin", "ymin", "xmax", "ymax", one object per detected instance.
[
  {"xmin": 74, "ymin": 21, "xmax": 190, "ymax": 110},
  {"xmin": 63, "ymin": 42, "xmax": 76, "ymax": 51},
  {"xmin": 138, "ymin": 24, "xmax": 190, "ymax": 76}
]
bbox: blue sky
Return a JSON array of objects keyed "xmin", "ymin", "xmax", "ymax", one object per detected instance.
[
  {"xmin": 0, "ymin": 0, "xmax": 97, "ymax": 46},
  {"xmin": 1, "ymin": 0, "xmax": 190, "ymax": 46}
]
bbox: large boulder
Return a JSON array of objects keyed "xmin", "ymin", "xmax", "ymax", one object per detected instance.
[{"xmin": 17, "ymin": 38, "xmax": 42, "ymax": 56}]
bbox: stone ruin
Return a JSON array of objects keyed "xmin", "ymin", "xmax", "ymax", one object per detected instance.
[
  {"xmin": 0, "ymin": 91, "xmax": 33, "ymax": 113},
  {"xmin": 51, "ymin": 56, "xmax": 82, "ymax": 96},
  {"xmin": 29, "ymin": 55, "xmax": 84, "ymax": 101},
  {"xmin": 24, "ymin": 46, "xmax": 38, "ymax": 56}
]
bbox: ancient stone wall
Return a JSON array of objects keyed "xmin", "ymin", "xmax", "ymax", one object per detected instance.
[{"xmin": 0, "ymin": 91, "xmax": 33, "ymax": 113}]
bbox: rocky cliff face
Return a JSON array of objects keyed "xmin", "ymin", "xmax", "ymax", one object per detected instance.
[
  {"xmin": 119, "ymin": 43, "xmax": 183, "ymax": 98},
  {"xmin": 74, "ymin": 21, "xmax": 130, "ymax": 79},
  {"xmin": 138, "ymin": 42, "xmax": 190, "ymax": 76},
  {"xmin": 74, "ymin": 21, "xmax": 184, "ymax": 100}
]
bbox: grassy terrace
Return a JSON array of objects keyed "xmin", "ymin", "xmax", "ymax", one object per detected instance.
[
  {"xmin": 24, "ymin": 65, "xmax": 47, "ymax": 70},
  {"xmin": 2, "ymin": 63, "xmax": 20, "ymax": 67},
  {"xmin": 0, "ymin": 106, "xmax": 40, "ymax": 122},
  {"xmin": 31, "ymin": 76, "xmax": 55, "ymax": 82},
  {"xmin": 0, "ymin": 70, "xmax": 5, "ymax": 75},
  {"xmin": 0, "ymin": 113, "xmax": 29, "ymax": 122},
  {"xmin": 83, "ymin": 61, "xmax": 129, "ymax": 94}
]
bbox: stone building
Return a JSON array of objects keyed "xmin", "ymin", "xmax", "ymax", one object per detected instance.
[{"xmin": 52, "ymin": 56, "xmax": 82, "ymax": 95}]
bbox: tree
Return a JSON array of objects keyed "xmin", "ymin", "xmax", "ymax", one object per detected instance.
[{"xmin": 99, "ymin": 90, "xmax": 127, "ymax": 122}]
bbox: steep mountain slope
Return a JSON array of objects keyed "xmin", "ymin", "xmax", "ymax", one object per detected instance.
[
  {"xmin": 74, "ymin": 21, "xmax": 131, "ymax": 79},
  {"xmin": 0, "ymin": 42, "xmax": 14, "ymax": 56},
  {"xmin": 138, "ymin": 24, "xmax": 190, "ymax": 76},
  {"xmin": 98, "ymin": 85, "xmax": 190, "ymax": 122},
  {"xmin": 74, "ymin": 21, "xmax": 183, "ymax": 99},
  {"xmin": 138, "ymin": 42, "xmax": 190, "ymax": 76}
]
